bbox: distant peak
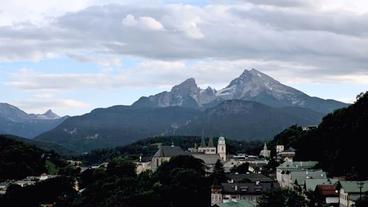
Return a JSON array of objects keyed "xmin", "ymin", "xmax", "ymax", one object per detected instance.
[
  {"xmin": 42, "ymin": 109, "xmax": 60, "ymax": 119},
  {"xmin": 181, "ymin": 78, "xmax": 196, "ymax": 85},
  {"xmin": 172, "ymin": 78, "xmax": 198, "ymax": 90}
]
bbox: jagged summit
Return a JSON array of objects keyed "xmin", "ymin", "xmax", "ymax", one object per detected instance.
[{"xmin": 133, "ymin": 68, "xmax": 347, "ymax": 113}]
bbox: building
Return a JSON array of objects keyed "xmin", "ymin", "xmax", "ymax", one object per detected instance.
[
  {"xmin": 276, "ymin": 161, "xmax": 319, "ymax": 188},
  {"xmin": 276, "ymin": 145, "xmax": 284, "ymax": 154},
  {"xmin": 151, "ymin": 145, "xmax": 187, "ymax": 171},
  {"xmin": 339, "ymin": 181, "xmax": 368, "ymax": 207},
  {"xmin": 135, "ymin": 156, "xmax": 151, "ymax": 174},
  {"xmin": 211, "ymin": 173, "xmax": 278, "ymax": 206},
  {"xmin": 259, "ymin": 143, "xmax": 271, "ymax": 158},
  {"xmin": 290, "ymin": 170, "xmax": 327, "ymax": 189},
  {"xmin": 217, "ymin": 137, "xmax": 227, "ymax": 161},
  {"xmin": 198, "ymin": 137, "xmax": 217, "ymax": 154},
  {"xmin": 277, "ymin": 147, "xmax": 296, "ymax": 162},
  {"xmin": 305, "ymin": 178, "xmax": 339, "ymax": 192},
  {"xmin": 213, "ymin": 200, "xmax": 256, "ymax": 207},
  {"xmin": 315, "ymin": 184, "xmax": 339, "ymax": 206},
  {"xmin": 192, "ymin": 153, "xmax": 221, "ymax": 173},
  {"xmin": 211, "ymin": 182, "xmax": 276, "ymax": 205}
]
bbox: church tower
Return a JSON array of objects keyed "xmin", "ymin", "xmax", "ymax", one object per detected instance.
[{"xmin": 217, "ymin": 136, "xmax": 226, "ymax": 161}]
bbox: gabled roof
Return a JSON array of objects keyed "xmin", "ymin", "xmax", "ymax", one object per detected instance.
[
  {"xmin": 277, "ymin": 161, "xmax": 318, "ymax": 170},
  {"xmin": 216, "ymin": 200, "xmax": 256, "ymax": 207},
  {"xmin": 192, "ymin": 153, "xmax": 220, "ymax": 165},
  {"xmin": 153, "ymin": 146, "xmax": 186, "ymax": 158},
  {"xmin": 221, "ymin": 182, "xmax": 274, "ymax": 195},
  {"xmin": 305, "ymin": 178, "xmax": 339, "ymax": 191},
  {"xmin": 340, "ymin": 181, "xmax": 368, "ymax": 194},
  {"xmin": 227, "ymin": 173, "xmax": 274, "ymax": 183},
  {"xmin": 316, "ymin": 184, "xmax": 338, "ymax": 197},
  {"xmin": 291, "ymin": 170, "xmax": 327, "ymax": 185}
]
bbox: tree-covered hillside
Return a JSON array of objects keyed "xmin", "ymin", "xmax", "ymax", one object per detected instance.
[
  {"xmin": 271, "ymin": 92, "xmax": 368, "ymax": 179},
  {"xmin": 0, "ymin": 135, "xmax": 66, "ymax": 181}
]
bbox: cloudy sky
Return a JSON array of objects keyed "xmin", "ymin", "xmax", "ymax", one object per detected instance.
[{"xmin": 1, "ymin": 0, "xmax": 368, "ymax": 115}]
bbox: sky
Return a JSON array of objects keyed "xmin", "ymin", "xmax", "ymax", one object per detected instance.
[{"xmin": 0, "ymin": 0, "xmax": 368, "ymax": 116}]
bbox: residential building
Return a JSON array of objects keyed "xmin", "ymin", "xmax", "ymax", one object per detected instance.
[
  {"xmin": 213, "ymin": 200, "xmax": 256, "ymax": 207},
  {"xmin": 276, "ymin": 161, "xmax": 319, "ymax": 188},
  {"xmin": 339, "ymin": 181, "xmax": 368, "ymax": 207},
  {"xmin": 315, "ymin": 184, "xmax": 339, "ymax": 206},
  {"xmin": 211, "ymin": 173, "xmax": 278, "ymax": 206}
]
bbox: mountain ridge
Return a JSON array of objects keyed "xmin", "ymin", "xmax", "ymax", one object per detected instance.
[
  {"xmin": 133, "ymin": 69, "xmax": 348, "ymax": 113},
  {"xmin": 0, "ymin": 103, "xmax": 67, "ymax": 138}
]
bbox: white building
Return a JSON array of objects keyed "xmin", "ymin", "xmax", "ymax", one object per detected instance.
[
  {"xmin": 217, "ymin": 137, "xmax": 227, "ymax": 161},
  {"xmin": 259, "ymin": 143, "xmax": 271, "ymax": 158}
]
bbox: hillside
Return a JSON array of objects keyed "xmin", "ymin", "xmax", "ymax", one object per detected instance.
[
  {"xmin": 0, "ymin": 135, "xmax": 65, "ymax": 180},
  {"xmin": 35, "ymin": 100, "xmax": 323, "ymax": 153},
  {"xmin": 271, "ymin": 92, "xmax": 368, "ymax": 179},
  {"xmin": 176, "ymin": 100, "xmax": 323, "ymax": 139}
]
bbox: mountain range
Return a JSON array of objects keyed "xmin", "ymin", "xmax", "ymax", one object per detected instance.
[
  {"xmin": 133, "ymin": 69, "xmax": 346, "ymax": 113},
  {"xmin": 33, "ymin": 69, "xmax": 348, "ymax": 153},
  {"xmin": 0, "ymin": 103, "xmax": 67, "ymax": 138}
]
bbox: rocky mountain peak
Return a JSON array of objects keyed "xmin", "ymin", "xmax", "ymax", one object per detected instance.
[
  {"xmin": 171, "ymin": 78, "xmax": 198, "ymax": 93},
  {"xmin": 42, "ymin": 109, "xmax": 60, "ymax": 119}
]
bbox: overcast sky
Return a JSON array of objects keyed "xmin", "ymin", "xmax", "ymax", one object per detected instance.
[{"xmin": 1, "ymin": 0, "xmax": 368, "ymax": 115}]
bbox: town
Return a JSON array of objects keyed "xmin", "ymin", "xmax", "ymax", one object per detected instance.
[{"xmin": 1, "ymin": 133, "xmax": 367, "ymax": 207}]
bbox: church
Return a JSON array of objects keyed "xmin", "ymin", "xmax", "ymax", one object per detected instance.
[{"xmin": 150, "ymin": 136, "xmax": 227, "ymax": 172}]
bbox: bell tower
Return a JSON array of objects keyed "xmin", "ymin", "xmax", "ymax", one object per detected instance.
[{"xmin": 217, "ymin": 136, "xmax": 226, "ymax": 161}]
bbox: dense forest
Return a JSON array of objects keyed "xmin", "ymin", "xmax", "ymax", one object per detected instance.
[
  {"xmin": 0, "ymin": 135, "xmax": 66, "ymax": 181},
  {"xmin": 270, "ymin": 91, "xmax": 368, "ymax": 179}
]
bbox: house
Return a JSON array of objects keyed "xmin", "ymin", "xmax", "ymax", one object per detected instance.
[
  {"xmin": 211, "ymin": 173, "xmax": 278, "ymax": 206},
  {"xmin": 305, "ymin": 178, "xmax": 339, "ymax": 192},
  {"xmin": 277, "ymin": 147, "xmax": 296, "ymax": 162},
  {"xmin": 315, "ymin": 184, "xmax": 339, "ymax": 206},
  {"xmin": 290, "ymin": 170, "xmax": 327, "ymax": 189},
  {"xmin": 339, "ymin": 181, "xmax": 368, "ymax": 207},
  {"xmin": 212, "ymin": 182, "xmax": 275, "ymax": 205},
  {"xmin": 213, "ymin": 200, "xmax": 256, "ymax": 207},
  {"xmin": 135, "ymin": 156, "xmax": 151, "ymax": 174},
  {"xmin": 276, "ymin": 161, "xmax": 319, "ymax": 188},
  {"xmin": 151, "ymin": 145, "xmax": 187, "ymax": 171}
]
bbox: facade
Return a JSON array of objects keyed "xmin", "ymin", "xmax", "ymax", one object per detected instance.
[
  {"xmin": 198, "ymin": 137, "xmax": 217, "ymax": 154},
  {"xmin": 315, "ymin": 184, "xmax": 339, "ymax": 206},
  {"xmin": 217, "ymin": 136, "xmax": 227, "ymax": 161},
  {"xmin": 151, "ymin": 145, "xmax": 187, "ymax": 171},
  {"xmin": 277, "ymin": 147, "xmax": 296, "ymax": 162},
  {"xmin": 211, "ymin": 173, "xmax": 278, "ymax": 206}
]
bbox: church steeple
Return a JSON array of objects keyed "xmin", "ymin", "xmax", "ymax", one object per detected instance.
[
  {"xmin": 200, "ymin": 136, "xmax": 206, "ymax": 147},
  {"xmin": 208, "ymin": 137, "xmax": 214, "ymax": 147}
]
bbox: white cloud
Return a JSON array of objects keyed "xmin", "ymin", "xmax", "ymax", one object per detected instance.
[{"xmin": 122, "ymin": 14, "xmax": 165, "ymax": 31}]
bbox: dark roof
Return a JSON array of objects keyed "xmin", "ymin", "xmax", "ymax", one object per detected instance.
[
  {"xmin": 192, "ymin": 153, "xmax": 220, "ymax": 165},
  {"xmin": 227, "ymin": 173, "xmax": 274, "ymax": 183},
  {"xmin": 316, "ymin": 185, "xmax": 338, "ymax": 197},
  {"xmin": 153, "ymin": 146, "xmax": 186, "ymax": 158},
  {"xmin": 221, "ymin": 182, "xmax": 274, "ymax": 195}
]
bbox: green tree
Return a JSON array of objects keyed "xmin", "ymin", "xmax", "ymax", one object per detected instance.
[
  {"xmin": 106, "ymin": 157, "xmax": 136, "ymax": 177},
  {"xmin": 258, "ymin": 189, "xmax": 306, "ymax": 207},
  {"xmin": 211, "ymin": 160, "xmax": 227, "ymax": 185},
  {"xmin": 230, "ymin": 162, "xmax": 249, "ymax": 174}
]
